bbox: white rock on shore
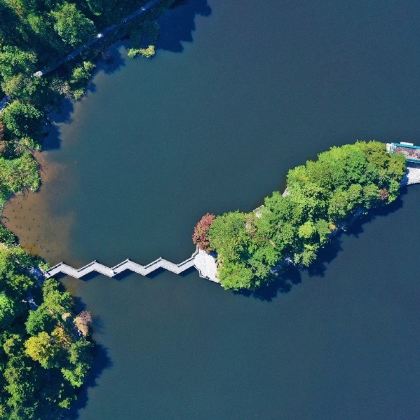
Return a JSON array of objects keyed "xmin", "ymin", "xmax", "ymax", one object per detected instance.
[
  {"xmin": 405, "ymin": 166, "xmax": 420, "ymax": 185},
  {"xmin": 194, "ymin": 249, "xmax": 219, "ymax": 283}
]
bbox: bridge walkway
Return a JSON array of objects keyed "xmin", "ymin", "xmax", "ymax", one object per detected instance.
[{"xmin": 43, "ymin": 249, "xmax": 219, "ymax": 283}]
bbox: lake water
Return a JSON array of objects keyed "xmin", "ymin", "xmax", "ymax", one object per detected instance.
[{"xmin": 4, "ymin": 0, "xmax": 420, "ymax": 418}]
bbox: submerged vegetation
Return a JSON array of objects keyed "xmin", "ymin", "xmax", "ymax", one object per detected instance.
[{"xmin": 194, "ymin": 141, "xmax": 406, "ymax": 291}]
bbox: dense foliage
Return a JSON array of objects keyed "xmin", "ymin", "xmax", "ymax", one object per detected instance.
[
  {"xmin": 204, "ymin": 141, "xmax": 406, "ymax": 290},
  {"xmin": 0, "ymin": 153, "xmax": 39, "ymax": 207},
  {"xmin": 0, "ymin": 245, "xmax": 93, "ymax": 419}
]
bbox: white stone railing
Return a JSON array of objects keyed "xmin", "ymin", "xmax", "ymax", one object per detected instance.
[{"xmin": 43, "ymin": 248, "xmax": 219, "ymax": 283}]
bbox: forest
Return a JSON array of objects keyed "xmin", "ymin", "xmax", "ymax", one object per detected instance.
[{"xmin": 0, "ymin": 245, "xmax": 93, "ymax": 418}]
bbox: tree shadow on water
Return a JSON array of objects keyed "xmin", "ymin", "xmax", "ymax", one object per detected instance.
[
  {"xmin": 157, "ymin": 0, "xmax": 212, "ymax": 52},
  {"xmin": 94, "ymin": 43, "xmax": 126, "ymax": 76},
  {"xmin": 308, "ymin": 190, "xmax": 405, "ymax": 279},
  {"xmin": 66, "ymin": 310, "xmax": 113, "ymax": 419},
  {"xmin": 41, "ymin": 97, "xmax": 74, "ymax": 151},
  {"xmin": 42, "ymin": 45, "xmax": 125, "ymax": 152},
  {"xmin": 241, "ymin": 266, "xmax": 303, "ymax": 301},
  {"xmin": 241, "ymin": 190, "xmax": 407, "ymax": 302}
]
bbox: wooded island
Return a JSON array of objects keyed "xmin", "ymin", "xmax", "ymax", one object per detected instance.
[{"xmin": 193, "ymin": 141, "xmax": 406, "ymax": 290}]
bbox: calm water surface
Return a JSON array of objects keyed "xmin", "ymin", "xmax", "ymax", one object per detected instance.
[{"xmin": 4, "ymin": 0, "xmax": 420, "ymax": 418}]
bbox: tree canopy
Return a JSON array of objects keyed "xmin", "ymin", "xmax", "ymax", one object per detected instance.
[
  {"xmin": 0, "ymin": 246, "xmax": 94, "ymax": 418},
  {"xmin": 201, "ymin": 141, "xmax": 406, "ymax": 290},
  {"xmin": 51, "ymin": 2, "xmax": 96, "ymax": 47}
]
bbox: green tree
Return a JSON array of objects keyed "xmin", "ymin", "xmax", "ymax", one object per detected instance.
[
  {"xmin": 298, "ymin": 221, "xmax": 316, "ymax": 240},
  {"xmin": 3, "ymin": 354, "xmax": 38, "ymax": 416},
  {"xmin": 51, "ymin": 2, "xmax": 96, "ymax": 47},
  {"xmin": 62, "ymin": 338, "xmax": 93, "ymax": 387},
  {"xmin": 0, "ymin": 225, "xmax": 17, "ymax": 246},
  {"xmin": 0, "ymin": 153, "xmax": 40, "ymax": 206},
  {"xmin": 0, "ymin": 246, "xmax": 36, "ymax": 297},
  {"xmin": 26, "ymin": 307, "xmax": 55, "ymax": 335},
  {"xmin": 1, "ymin": 100, "xmax": 43, "ymax": 140},
  {"xmin": 24, "ymin": 331, "xmax": 62, "ymax": 369},
  {"xmin": 1, "ymin": 73, "xmax": 44, "ymax": 102},
  {"xmin": 208, "ymin": 212, "xmax": 250, "ymax": 261},
  {"xmin": 69, "ymin": 60, "xmax": 95, "ymax": 99},
  {"xmin": 0, "ymin": 292, "xmax": 17, "ymax": 328},
  {"xmin": 3, "ymin": 0, "xmax": 35, "ymax": 18},
  {"xmin": 41, "ymin": 279, "xmax": 73, "ymax": 318},
  {"xmin": 328, "ymin": 184, "xmax": 362, "ymax": 220},
  {"xmin": 0, "ymin": 46, "xmax": 37, "ymax": 79}
]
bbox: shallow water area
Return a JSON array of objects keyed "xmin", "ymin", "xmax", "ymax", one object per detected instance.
[{"xmin": 3, "ymin": 0, "xmax": 420, "ymax": 418}]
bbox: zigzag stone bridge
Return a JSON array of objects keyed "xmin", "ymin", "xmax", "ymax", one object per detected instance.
[{"xmin": 43, "ymin": 248, "xmax": 220, "ymax": 283}]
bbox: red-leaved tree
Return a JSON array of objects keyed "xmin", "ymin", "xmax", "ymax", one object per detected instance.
[{"xmin": 192, "ymin": 213, "xmax": 215, "ymax": 252}]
